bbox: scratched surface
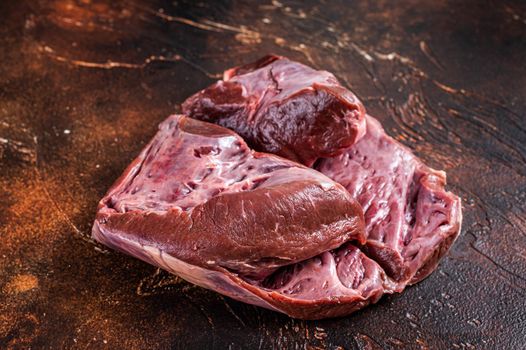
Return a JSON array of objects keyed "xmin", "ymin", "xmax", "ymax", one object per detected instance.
[{"xmin": 1, "ymin": 0, "xmax": 525, "ymax": 349}]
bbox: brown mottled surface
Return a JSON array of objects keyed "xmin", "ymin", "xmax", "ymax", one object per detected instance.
[{"xmin": 1, "ymin": 0, "xmax": 525, "ymax": 349}]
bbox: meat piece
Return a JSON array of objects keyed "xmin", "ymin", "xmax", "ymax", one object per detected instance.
[
  {"xmin": 93, "ymin": 56, "xmax": 463, "ymax": 318},
  {"xmin": 182, "ymin": 54, "xmax": 461, "ymax": 285},
  {"xmin": 182, "ymin": 55, "xmax": 366, "ymax": 166},
  {"xmin": 317, "ymin": 116, "xmax": 462, "ymax": 283},
  {"xmin": 93, "ymin": 115, "xmax": 390, "ymax": 319},
  {"xmin": 94, "ymin": 115, "xmax": 366, "ymax": 279}
]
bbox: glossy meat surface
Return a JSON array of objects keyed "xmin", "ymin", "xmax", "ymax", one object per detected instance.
[
  {"xmin": 93, "ymin": 63, "xmax": 462, "ymax": 319},
  {"xmin": 317, "ymin": 116, "xmax": 462, "ymax": 283},
  {"xmin": 182, "ymin": 55, "xmax": 366, "ymax": 166},
  {"xmin": 92, "ymin": 115, "xmax": 381, "ymax": 319}
]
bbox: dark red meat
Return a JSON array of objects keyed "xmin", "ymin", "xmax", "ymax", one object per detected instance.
[
  {"xmin": 317, "ymin": 115, "xmax": 462, "ymax": 284},
  {"xmin": 182, "ymin": 55, "xmax": 366, "ymax": 166},
  {"xmin": 93, "ymin": 57, "xmax": 462, "ymax": 320},
  {"xmin": 93, "ymin": 115, "xmax": 387, "ymax": 319}
]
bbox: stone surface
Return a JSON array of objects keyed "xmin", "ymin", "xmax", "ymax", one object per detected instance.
[{"xmin": 1, "ymin": 0, "xmax": 525, "ymax": 349}]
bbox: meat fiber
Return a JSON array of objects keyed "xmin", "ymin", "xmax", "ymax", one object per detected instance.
[
  {"xmin": 182, "ymin": 55, "xmax": 366, "ymax": 166},
  {"xmin": 183, "ymin": 56, "xmax": 462, "ymax": 286},
  {"xmin": 93, "ymin": 56, "xmax": 463, "ymax": 320},
  {"xmin": 317, "ymin": 116, "xmax": 462, "ymax": 284},
  {"xmin": 93, "ymin": 115, "xmax": 392, "ymax": 319}
]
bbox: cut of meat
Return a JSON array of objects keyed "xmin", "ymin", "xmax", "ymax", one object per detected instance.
[
  {"xmin": 92, "ymin": 115, "xmax": 387, "ymax": 319},
  {"xmin": 180, "ymin": 54, "xmax": 462, "ymax": 286},
  {"xmin": 93, "ymin": 56, "xmax": 463, "ymax": 320},
  {"xmin": 94, "ymin": 115, "xmax": 366, "ymax": 279},
  {"xmin": 92, "ymin": 115, "xmax": 390, "ymax": 319},
  {"xmin": 182, "ymin": 55, "xmax": 366, "ymax": 167},
  {"xmin": 317, "ymin": 115, "xmax": 462, "ymax": 284}
]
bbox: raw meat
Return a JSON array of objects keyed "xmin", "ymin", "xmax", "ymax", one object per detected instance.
[
  {"xmin": 93, "ymin": 56, "xmax": 463, "ymax": 320},
  {"xmin": 182, "ymin": 55, "xmax": 366, "ymax": 166},
  {"xmin": 317, "ymin": 115, "xmax": 462, "ymax": 283},
  {"xmin": 92, "ymin": 115, "xmax": 392, "ymax": 319},
  {"xmin": 183, "ymin": 56, "xmax": 462, "ymax": 285}
]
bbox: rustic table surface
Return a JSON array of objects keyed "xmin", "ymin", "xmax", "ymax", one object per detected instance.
[{"xmin": 1, "ymin": 0, "xmax": 525, "ymax": 349}]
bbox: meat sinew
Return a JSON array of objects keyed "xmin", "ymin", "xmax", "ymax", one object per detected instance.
[
  {"xmin": 93, "ymin": 115, "xmax": 393, "ymax": 319},
  {"xmin": 182, "ymin": 55, "xmax": 366, "ymax": 166}
]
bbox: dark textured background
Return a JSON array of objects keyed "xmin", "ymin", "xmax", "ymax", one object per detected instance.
[{"xmin": 1, "ymin": 0, "xmax": 525, "ymax": 349}]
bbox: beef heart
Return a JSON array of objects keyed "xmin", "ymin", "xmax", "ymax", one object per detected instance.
[
  {"xmin": 182, "ymin": 55, "xmax": 462, "ymax": 287},
  {"xmin": 92, "ymin": 115, "xmax": 387, "ymax": 319},
  {"xmin": 94, "ymin": 56, "xmax": 463, "ymax": 319},
  {"xmin": 182, "ymin": 55, "xmax": 366, "ymax": 166}
]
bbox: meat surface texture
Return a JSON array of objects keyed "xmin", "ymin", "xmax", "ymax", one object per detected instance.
[
  {"xmin": 182, "ymin": 55, "xmax": 366, "ymax": 167},
  {"xmin": 93, "ymin": 56, "xmax": 463, "ymax": 320},
  {"xmin": 317, "ymin": 115, "xmax": 462, "ymax": 284},
  {"xmin": 93, "ymin": 115, "xmax": 392, "ymax": 319}
]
